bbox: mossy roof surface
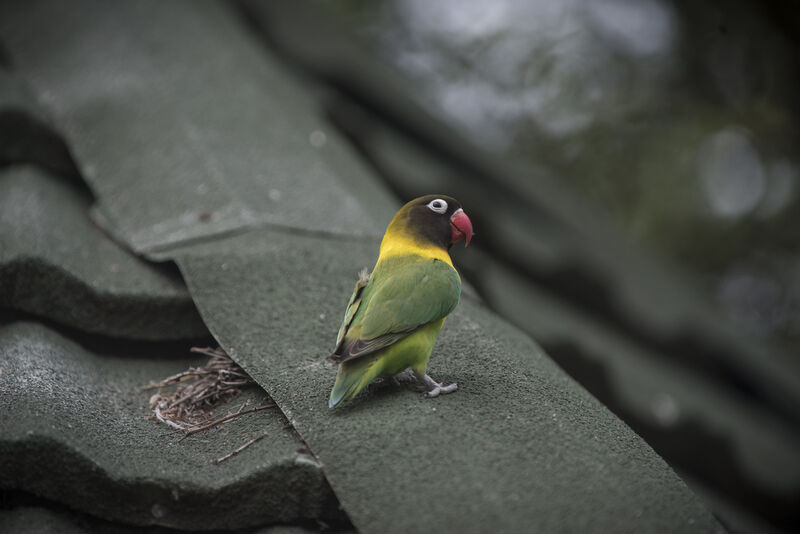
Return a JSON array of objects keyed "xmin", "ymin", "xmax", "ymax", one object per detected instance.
[{"xmin": 0, "ymin": 0, "xmax": 725, "ymax": 532}]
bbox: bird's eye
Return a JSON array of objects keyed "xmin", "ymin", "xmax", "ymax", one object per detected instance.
[{"xmin": 426, "ymin": 199, "xmax": 448, "ymax": 214}]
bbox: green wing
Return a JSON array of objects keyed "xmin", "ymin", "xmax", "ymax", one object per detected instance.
[
  {"xmin": 334, "ymin": 268, "xmax": 370, "ymax": 350},
  {"xmin": 332, "ymin": 257, "xmax": 461, "ymax": 363}
]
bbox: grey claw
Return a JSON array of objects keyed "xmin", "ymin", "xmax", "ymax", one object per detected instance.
[
  {"xmin": 412, "ymin": 371, "xmax": 458, "ymax": 399},
  {"xmin": 442, "ymin": 382, "xmax": 458, "ymax": 394},
  {"xmin": 422, "ymin": 382, "xmax": 458, "ymax": 398}
]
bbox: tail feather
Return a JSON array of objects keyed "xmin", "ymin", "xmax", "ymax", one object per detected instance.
[{"xmin": 329, "ymin": 356, "xmax": 381, "ymax": 408}]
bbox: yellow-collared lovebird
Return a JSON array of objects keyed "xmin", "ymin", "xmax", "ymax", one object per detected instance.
[{"xmin": 328, "ymin": 195, "xmax": 473, "ymax": 408}]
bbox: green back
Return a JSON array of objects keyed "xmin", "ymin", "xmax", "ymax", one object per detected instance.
[{"xmin": 332, "ymin": 255, "xmax": 461, "ymax": 362}]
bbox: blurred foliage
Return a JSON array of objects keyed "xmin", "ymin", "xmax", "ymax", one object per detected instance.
[{"xmin": 318, "ymin": 0, "xmax": 800, "ymax": 354}]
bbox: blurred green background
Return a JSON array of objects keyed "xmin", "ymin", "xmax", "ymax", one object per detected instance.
[{"xmin": 323, "ymin": 0, "xmax": 800, "ymax": 358}]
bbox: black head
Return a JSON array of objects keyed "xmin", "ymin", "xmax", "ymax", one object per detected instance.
[{"xmin": 398, "ymin": 194, "xmax": 473, "ymax": 250}]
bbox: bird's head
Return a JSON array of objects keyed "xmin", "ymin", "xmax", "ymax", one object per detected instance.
[{"xmin": 388, "ymin": 194, "xmax": 473, "ymax": 250}]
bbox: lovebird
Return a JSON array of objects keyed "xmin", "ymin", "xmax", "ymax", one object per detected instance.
[{"xmin": 328, "ymin": 195, "xmax": 473, "ymax": 408}]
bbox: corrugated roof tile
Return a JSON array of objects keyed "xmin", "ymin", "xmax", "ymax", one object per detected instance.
[
  {"xmin": 0, "ymin": 166, "xmax": 207, "ymax": 340},
  {"xmin": 0, "ymin": 321, "xmax": 343, "ymax": 529},
  {"xmin": 0, "ymin": 0, "xmax": 396, "ymax": 255}
]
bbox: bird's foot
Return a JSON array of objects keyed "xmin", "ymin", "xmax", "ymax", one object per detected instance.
[
  {"xmin": 391, "ymin": 369, "xmax": 416, "ymax": 386},
  {"xmin": 413, "ymin": 371, "xmax": 458, "ymax": 398},
  {"xmin": 422, "ymin": 381, "xmax": 458, "ymax": 398}
]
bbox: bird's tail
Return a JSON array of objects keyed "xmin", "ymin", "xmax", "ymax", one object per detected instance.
[{"xmin": 329, "ymin": 356, "xmax": 381, "ymax": 408}]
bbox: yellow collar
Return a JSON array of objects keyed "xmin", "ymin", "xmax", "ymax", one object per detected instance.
[{"xmin": 377, "ymin": 232, "xmax": 453, "ymax": 267}]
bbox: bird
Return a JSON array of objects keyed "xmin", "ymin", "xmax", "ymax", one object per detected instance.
[{"xmin": 328, "ymin": 194, "xmax": 473, "ymax": 408}]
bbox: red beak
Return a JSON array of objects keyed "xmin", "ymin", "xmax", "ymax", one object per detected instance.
[{"xmin": 450, "ymin": 209, "xmax": 473, "ymax": 246}]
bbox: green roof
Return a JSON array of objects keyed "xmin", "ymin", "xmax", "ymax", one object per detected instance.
[{"xmin": 8, "ymin": 0, "xmax": 791, "ymax": 532}]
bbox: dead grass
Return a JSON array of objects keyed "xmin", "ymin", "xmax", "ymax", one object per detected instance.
[{"xmin": 142, "ymin": 346, "xmax": 272, "ymax": 437}]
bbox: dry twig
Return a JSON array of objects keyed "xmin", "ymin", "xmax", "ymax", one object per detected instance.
[
  {"xmin": 154, "ymin": 404, "xmax": 192, "ymax": 431},
  {"xmin": 145, "ymin": 346, "xmax": 266, "ymax": 433},
  {"xmin": 178, "ymin": 404, "xmax": 273, "ymax": 442},
  {"xmin": 212, "ymin": 433, "xmax": 268, "ymax": 465},
  {"xmin": 144, "ymin": 347, "xmax": 279, "ymax": 466}
]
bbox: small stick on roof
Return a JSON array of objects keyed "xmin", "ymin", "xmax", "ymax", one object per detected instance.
[{"xmin": 212, "ymin": 432, "xmax": 268, "ymax": 465}]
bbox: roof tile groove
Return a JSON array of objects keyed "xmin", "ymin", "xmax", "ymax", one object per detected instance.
[
  {"xmin": 0, "ymin": 506, "xmax": 345, "ymax": 534},
  {"xmin": 0, "ymin": 166, "xmax": 207, "ymax": 340},
  {"xmin": 0, "ymin": 68, "xmax": 78, "ymax": 176}
]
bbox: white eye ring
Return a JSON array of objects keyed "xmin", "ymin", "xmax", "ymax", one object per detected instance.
[{"xmin": 426, "ymin": 199, "xmax": 448, "ymax": 214}]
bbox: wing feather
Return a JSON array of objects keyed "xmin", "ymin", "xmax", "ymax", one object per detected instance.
[
  {"xmin": 333, "ymin": 257, "xmax": 460, "ymax": 363},
  {"xmin": 331, "ymin": 268, "xmax": 370, "ymax": 358}
]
